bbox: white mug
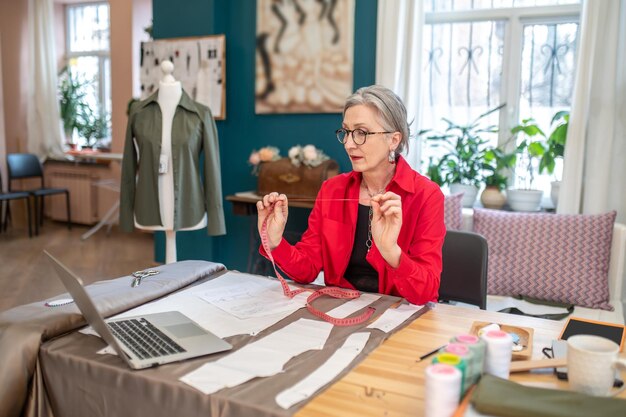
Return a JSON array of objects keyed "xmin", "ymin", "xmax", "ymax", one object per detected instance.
[{"xmin": 567, "ymin": 335, "xmax": 626, "ymax": 397}]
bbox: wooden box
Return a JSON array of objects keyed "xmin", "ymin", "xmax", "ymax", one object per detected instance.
[{"xmin": 257, "ymin": 158, "xmax": 340, "ymax": 199}]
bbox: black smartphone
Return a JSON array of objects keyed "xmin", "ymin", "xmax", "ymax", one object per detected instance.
[{"xmin": 551, "ymin": 340, "xmax": 568, "ymax": 380}]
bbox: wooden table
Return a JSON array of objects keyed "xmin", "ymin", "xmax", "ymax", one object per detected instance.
[{"xmin": 296, "ymin": 303, "xmax": 626, "ymax": 417}]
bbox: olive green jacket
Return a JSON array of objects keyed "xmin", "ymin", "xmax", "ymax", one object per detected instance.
[{"xmin": 119, "ymin": 90, "xmax": 226, "ymax": 235}]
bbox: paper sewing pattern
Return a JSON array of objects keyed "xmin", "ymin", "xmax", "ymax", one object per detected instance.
[
  {"xmin": 367, "ymin": 304, "xmax": 425, "ymax": 333},
  {"xmin": 275, "ymin": 332, "xmax": 371, "ymax": 409},
  {"xmin": 180, "ymin": 318, "xmax": 333, "ymax": 395}
]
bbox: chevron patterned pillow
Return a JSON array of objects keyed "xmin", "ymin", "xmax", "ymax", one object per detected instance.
[
  {"xmin": 473, "ymin": 209, "xmax": 616, "ymax": 310},
  {"xmin": 444, "ymin": 193, "xmax": 464, "ymax": 230}
]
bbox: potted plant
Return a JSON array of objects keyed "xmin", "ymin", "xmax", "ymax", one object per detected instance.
[
  {"xmin": 507, "ymin": 118, "xmax": 548, "ymax": 211},
  {"xmin": 422, "ymin": 104, "xmax": 504, "ymax": 207},
  {"xmin": 77, "ymin": 107, "xmax": 111, "ymax": 149},
  {"xmin": 58, "ymin": 67, "xmax": 88, "ymax": 147},
  {"xmin": 480, "ymin": 145, "xmax": 519, "ymax": 209},
  {"xmin": 539, "ymin": 111, "xmax": 569, "ymax": 208}
]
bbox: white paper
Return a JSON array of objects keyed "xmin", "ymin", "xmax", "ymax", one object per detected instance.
[
  {"xmin": 275, "ymin": 332, "xmax": 371, "ymax": 409},
  {"xmin": 367, "ymin": 304, "xmax": 424, "ymax": 333},
  {"xmin": 81, "ymin": 271, "xmax": 308, "ymax": 339},
  {"xmin": 325, "ymin": 293, "xmax": 380, "ymax": 318},
  {"xmin": 196, "ymin": 273, "xmax": 307, "ymax": 319},
  {"xmin": 180, "ymin": 318, "xmax": 333, "ymax": 395}
]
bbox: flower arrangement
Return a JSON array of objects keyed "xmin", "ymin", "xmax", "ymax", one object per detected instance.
[
  {"xmin": 248, "ymin": 144, "xmax": 330, "ymax": 175},
  {"xmin": 288, "ymin": 144, "xmax": 330, "ymax": 168},
  {"xmin": 249, "ymin": 146, "xmax": 280, "ymax": 175}
]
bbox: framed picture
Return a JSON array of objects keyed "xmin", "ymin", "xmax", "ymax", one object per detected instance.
[
  {"xmin": 255, "ymin": 0, "xmax": 355, "ymax": 114},
  {"xmin": 140, "ymin": 35, "xmax": 226, "ymax": 120}
]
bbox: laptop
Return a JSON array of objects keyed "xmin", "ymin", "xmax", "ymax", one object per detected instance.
[{"xmin": 44, "ymin": 250, "xmax": 232, "ymax": 369}]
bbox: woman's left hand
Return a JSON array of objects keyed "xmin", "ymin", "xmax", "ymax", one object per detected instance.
[{"xmin": 370, "ymin": 192, "xmax": 402, "ymax": 267}]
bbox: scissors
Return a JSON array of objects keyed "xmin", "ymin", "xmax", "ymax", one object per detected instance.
[{"xmin": 131, "ymin": 269, "xmax": 160, "ymax": 287}]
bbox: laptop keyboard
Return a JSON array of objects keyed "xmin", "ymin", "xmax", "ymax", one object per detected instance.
[{"xmin": 108, "ymin": 318, "xmax": 186, "ymax": 360}]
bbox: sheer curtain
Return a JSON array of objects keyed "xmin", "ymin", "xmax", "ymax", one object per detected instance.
[
  {"xmin": 27, "ymin": 0, "xmax": 64, "ymax": 158},
  {"xmin": 559, "ymin": 0, "xmax": 626, "ymax": 223},
  {"xmin": 0, "ymin": 35, "xmax": 7, "ymax": 191},
  {"xmin": 375, "ymin": 0, "xmax": 424, "ymax": 169}
]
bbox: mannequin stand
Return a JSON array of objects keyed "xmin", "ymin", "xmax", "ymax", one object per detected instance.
[{"xmin": 165, "ymin": 230, "xmax": 177, "ymax": 264}]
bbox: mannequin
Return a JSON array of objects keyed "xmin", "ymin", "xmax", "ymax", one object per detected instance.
[{"xmin": 133, "ymin": 61, "xmax": 207, "ymax": 263}]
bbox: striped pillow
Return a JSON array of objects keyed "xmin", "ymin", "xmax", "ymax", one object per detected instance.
[
  {"xmin": 473, "ymin": 209, "xmax": 616, "ymax": 310},
  {"xmin": 444, "ymin": 193, "xmax": 464, "ymax": 230}
]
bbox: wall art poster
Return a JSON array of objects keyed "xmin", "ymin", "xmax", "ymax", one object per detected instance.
[
  {"xmin": 255, "ymin": 0, "xmax": 355, "ymax": 114},
  {"xmin": 140, "ymin": 35, "xmax": 226, "ymax": 119}
]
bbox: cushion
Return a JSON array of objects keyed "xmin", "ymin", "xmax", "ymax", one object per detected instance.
[
  {"xmin": 444, "ymin": 193, "xmax": 464, "ymax": 230},
  {"xmin": 473, "ymin": 209, "xmax": 616, "ymax": 310}
]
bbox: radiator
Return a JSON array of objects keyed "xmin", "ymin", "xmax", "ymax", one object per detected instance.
[{"xmin": 47, "ymin": 171, "xmax": 96, "ymax": 225}]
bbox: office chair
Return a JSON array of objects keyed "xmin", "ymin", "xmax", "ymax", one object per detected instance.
[
  {"xmin": 439, "ymin": 230, "xmax": 488, "ymax": 309},
  {"xmin": 7, "ymin": 153, "xmax": 71, "ymax": 235},
  {"xmin": 0, "ymin": 169, "xmax": 33, "ymax": 237}
]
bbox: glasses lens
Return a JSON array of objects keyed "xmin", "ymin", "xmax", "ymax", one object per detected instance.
[
  {"xmin": 353, "ymin": 129, "xmax": 367, "ymax": 145},
  {"xmin": 336, "ymin": 128, "xmax": 347, "ymax": 143}
]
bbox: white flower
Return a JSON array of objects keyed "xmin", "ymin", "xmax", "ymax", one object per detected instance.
[
  {"xmin": 302, "ymin": 145, "xmax": 317, "ymax": 161},
  {"xmin": 248, "ymin": 151, "xmax": 260, "ymax": 165},
  {"xmin": 288, "ymin": 145, "xmax": 301, "ymax": 159}
]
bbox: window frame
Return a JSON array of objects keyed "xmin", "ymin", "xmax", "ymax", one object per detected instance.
[
  {"xmin": 424, "ymin": 4, "xmax": 581, "ymax": 151},
  {"xmin": 64, "ymin": 2, "xmax": 111, "ymax": 117}
]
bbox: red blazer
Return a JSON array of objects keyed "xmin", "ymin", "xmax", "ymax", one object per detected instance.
[{"xmin": 260, "ymin": 156, "xmax": 446, "ymax": 305}]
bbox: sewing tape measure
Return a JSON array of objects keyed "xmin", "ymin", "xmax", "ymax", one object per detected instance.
[{"xmin": 261, "ymin": 202, "xmax": 375, "ymax": 326}]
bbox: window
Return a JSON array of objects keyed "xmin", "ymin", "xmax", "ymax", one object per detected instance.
[
  {"xmin": 420, "ymin": 0, "xmax": 581, "ymax": 201},
  {"xmin": 65, "ymin": 2, "xmax": 111, "ymax": 147}
]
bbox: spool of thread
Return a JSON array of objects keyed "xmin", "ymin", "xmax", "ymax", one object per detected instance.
[
  {"xmin": 432, "ymin": 352, "xmax": 467, "ymax": 395},
  {"xmin": 424, "ymin": 363, "xmax": 462, "ymax": 417},
  {"xmin": 481, "ymin": 330, "xmax": 513, "ymax": 379},
  {"xmin": 452, "ymin": 333, "xmax": 486, "ymax": 383},
  {"xmin": 444, "ymin": 343, "xmax": 474, "ymax": 391}
]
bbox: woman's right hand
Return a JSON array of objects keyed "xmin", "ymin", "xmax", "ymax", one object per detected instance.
[{"xmin": 257, "ymin": 192, "xmax": 289, "ymax": 251}]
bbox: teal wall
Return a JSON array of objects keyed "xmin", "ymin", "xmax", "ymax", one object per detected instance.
[{"xmin": 152, "ymin": 0, "xmax": 377, "ymax": 270}]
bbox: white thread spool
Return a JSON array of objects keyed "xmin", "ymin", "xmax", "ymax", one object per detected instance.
[
  {"xmin": 444, "ymin": 342, "xmax": 474, "ymax": 391},
  {"xmin": 424, "ymin": 363, "xmax": 462, "ymax": 417},
  {"xmin": 481, "ymin": 330, "xmax": 513, "ymax": 379}
]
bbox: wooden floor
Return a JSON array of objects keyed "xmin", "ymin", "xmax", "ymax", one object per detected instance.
[{"xmin": 0, "ymin": 220, "xmax": 156, "ymax": 313}]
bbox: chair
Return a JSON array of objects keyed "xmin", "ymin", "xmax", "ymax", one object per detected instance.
[
  {"xmin": 0, "ymin": 170, "xmax": 33, "ymax": 237},
  {"xmin": 7, "ymin": 153, "xmax": 71, "ymax": 235},
  {"xmin": 439, "ymin": 230, "xmax": 488, "ymax": 309}
]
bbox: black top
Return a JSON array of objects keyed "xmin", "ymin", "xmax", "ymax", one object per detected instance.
[{"xmin": 344, "ymin": 204, "xmax": 379, "ymax": 293}]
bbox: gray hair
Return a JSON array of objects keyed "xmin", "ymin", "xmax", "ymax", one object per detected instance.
[{"xmin": 343, "ymin": 85, "xmax": 411, "ymax": 154}]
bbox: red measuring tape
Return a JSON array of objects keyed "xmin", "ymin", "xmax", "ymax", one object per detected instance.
[{"xmin": 261, "ymin": 203, "xmax": 375, "ymax": 326}]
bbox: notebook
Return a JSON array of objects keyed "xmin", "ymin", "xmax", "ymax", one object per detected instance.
[{"xmin": 44, "ymin": 250, "xmax": 232, "ymax": 369}]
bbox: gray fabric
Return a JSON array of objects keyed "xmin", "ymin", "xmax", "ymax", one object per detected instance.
[
  {"xmin": 37, "ymin": 290, "xmax": 425, "ymax": 417},
  {"xmin": 0, "ymin": 260, "xmax": 226, "ymax": 417},
  {"xmin": 119, "ymin": 90, "xmax": 226, "ymax": 235}
]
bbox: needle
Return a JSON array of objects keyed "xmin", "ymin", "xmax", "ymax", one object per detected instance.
[{"xmin": 416, "ymin": 345, "xmax": 446, "ymax": 362}]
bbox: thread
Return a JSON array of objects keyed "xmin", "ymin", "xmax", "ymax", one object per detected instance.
[
  {"xmin": 451, "ymin": 333, "xmax": 486, "ymax": 384},
  {"xmin": 481, "ymin": 330, "xmax": 513, "ymax": 379},
  {"xmin": 424, "ymin": 364, "xmax": 462, "ymax": 417},
  {"xmin": 444, "ymin": 343, "xmax": 474, "ymax": 392},
  {"xmin": 432, "ymin": 353, "xmax": 467, "ymax": 395}
]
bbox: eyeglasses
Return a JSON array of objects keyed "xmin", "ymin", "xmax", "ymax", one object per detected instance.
[{"xmin": 335, "ymin": 128, "xmax": 393, "ymax": 145}]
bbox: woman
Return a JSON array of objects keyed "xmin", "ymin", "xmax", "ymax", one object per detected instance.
[{"xmin": 257, "ymin": 85, "xmax": 445, "ymax": 305}]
